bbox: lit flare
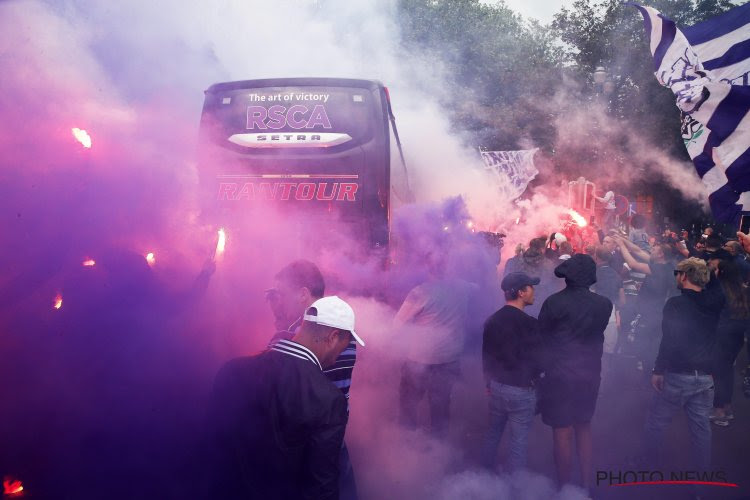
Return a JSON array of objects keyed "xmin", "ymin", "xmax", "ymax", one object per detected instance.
[
  {"xmin": 53, "ymin": 293, "xmax": 63, "ymax": 310},
  {"xmin": 3, "ymin": 478, "xmax": 24, "ymax": 496},
  {"xmin": 215, "ymin": 228, "xmax": 227, "ymax": 259},
  {"xmin": 71, "ymin": 128, "xmax": 92, "ymax": 149},
  {"xmin": 568, "ymin": 209, "xmax": 588, "ymax": 227},
  {"xmin": 82, "ymin": 258, "xmax": 96, "ymax": 267},
  {"xmin": 145, "ymin": 252, "xmax": 156, "ymax": 266}
]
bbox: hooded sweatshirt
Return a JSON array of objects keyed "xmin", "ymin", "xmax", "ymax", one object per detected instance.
[{"xmin": 538, "ymin": 254, "xmax": 613, "ymax": 380}]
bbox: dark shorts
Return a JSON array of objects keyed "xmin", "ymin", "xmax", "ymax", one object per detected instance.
[{"xmin": 539, "ymin": 376, "xmax": 600, "ymax": 428}]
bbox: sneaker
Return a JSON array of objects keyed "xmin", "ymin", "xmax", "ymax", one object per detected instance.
[
  {"xmin": 712, "ymin": 418, "xmax": 730, "ymax": 427},
  {"xmin": 744, "ymin": 375, "xmax": 750, "ymax": 398}
]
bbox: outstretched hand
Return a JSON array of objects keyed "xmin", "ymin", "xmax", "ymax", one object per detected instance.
[
  {"xmin": 738, "ymin": 232, "xmax": 750, "ymax": 254},
  {"xmin": 651, "ymin": 374, "xmax": 664, "ymax": 392}
]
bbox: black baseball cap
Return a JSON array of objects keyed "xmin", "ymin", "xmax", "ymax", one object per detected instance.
[{"xmin": 501, "ymin": 272, "xmax": 540, "ymax": 293}]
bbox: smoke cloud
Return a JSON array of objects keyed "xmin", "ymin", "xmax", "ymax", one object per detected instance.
[{"xmin": 0, "ymin": 0, "xmax": 711, "ymax": 498}]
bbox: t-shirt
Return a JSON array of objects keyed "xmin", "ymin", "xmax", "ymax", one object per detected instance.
[
  {"xmin": 594, "ymin": 265, "xmax": 622, "ymax": 307},
  {"xmin": 638, "ymin": 262, "xmax": 673, "ymax": 312},
  {"xmin": 600, "ymin": 191, "xmax": 616, "ymax": 210},
  {"xmin": 629, "ymin": 229, "xmax": 650, "ymax": 251},
  {"xmin": 396, "ymin": 278, "xmax": 478, "ymax": 365},
  {"xmin": 622, "ymin": 263, "xmax": 647, "ymax": 297}
]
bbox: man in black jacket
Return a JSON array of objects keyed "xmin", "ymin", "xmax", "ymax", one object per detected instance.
[
  {"xmin": 205, "ymin": 296, "xmax": 365, "ymax": 500},
  {"xmin": 480, "ymin": 272, "xmax": 542, "ymax": 471},
  {"xmin": 265, "ymin": 260, "xmax": 359, "ymax": 498},
  {"xmin": 537, "ymin": 254, "xmax": 612, "ymax": 493},
  {"xmin": 644, "ymin": 258, "xmax": 718, "ymax": 472}
]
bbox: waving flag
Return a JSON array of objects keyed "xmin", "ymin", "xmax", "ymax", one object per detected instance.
[
  {"xmin": 633, "ymin": 3, "xmax": 750, "ymax": 223},
  {"xmin": 480, "ymin": 148, "xmax": 539, "ymax": 200}
]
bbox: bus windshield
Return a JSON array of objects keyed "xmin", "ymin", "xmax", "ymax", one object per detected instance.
[{"xmin": 198, "ymin": 78, "xmax": 397, "ymax": 249}]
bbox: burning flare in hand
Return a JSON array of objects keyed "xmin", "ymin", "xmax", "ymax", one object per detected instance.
[
  {"xmin": 214, "ymin": 228, "xmax": 227, "ymax": 260},
  {"xmin": 145, "ymin": 252, "xmax": 156, "ymax": 266},
  {"xmin": 568, "ymin": 209, "xmax": 588, "ymax": 227},
  {"xmin": 53, "ymin": 293, "xmax": 63, "ymax": 310},
  {"xmin": 71, "ymin": 127, "xmax": 92, "ymax": 149},
  {"xmin": 3, "ymin": 477, "xmax": 24, "ymax": 496}
]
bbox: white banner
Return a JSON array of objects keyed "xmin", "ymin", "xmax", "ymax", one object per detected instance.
[{"xmin": 480, "ymin": 148, "xmax": 539, "ymax": 200}]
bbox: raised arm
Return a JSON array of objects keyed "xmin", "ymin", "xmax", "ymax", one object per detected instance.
[
  {"xmin": 738, "ymin": 231, "xmax": 750, "ymax": 254},
  {"xmin": 674, "ymin": 240, "xmax": 689, "ymax": 258},
  {"xmin": 617, "ymin": 239, "xmax": 652, "ymax": 275},
  {"xmin": 594, "ymin": 191, "xmax": 613, "ymax": 203},
  {"xmin": 616, "ymin": 234, "xmax": 651, "ymax": 262}
]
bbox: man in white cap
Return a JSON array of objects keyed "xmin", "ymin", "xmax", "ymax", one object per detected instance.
[{"xmin": 205, "ymin": 296, "xmax": 364, "ymax": 500}]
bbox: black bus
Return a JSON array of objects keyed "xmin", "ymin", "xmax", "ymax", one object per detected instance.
[{"xmin": 197, "ymin": 77, "xmax": 409, "ymax": 250}]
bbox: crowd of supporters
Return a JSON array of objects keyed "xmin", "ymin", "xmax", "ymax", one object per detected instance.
[{"xmin": 488, "ymin": 220, "xmax": 750, "ymax": 497}]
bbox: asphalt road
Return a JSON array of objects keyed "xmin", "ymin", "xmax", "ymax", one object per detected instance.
[
  {"xmin": 350, "ymin": 345, "xmax": 750, "ymax": 500},
  {"xmin": 526, "ymin": 350, "xmax": 750, "ymax": 500}
]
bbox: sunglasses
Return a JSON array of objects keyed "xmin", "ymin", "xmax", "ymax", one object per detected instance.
[
  {"xmin": 673, "ymin": 270, "xmax": 684, "ymax": 276},
  {"xmin": 264, "ymin": 288, "xmax": 281, "ymax": 301}
]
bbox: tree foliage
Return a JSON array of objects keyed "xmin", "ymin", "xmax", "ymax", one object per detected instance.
[{"xmin": 398, "ymin": 0, "xmax": 565, "ymax": 150}]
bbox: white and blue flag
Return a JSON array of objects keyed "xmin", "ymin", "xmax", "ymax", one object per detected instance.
[
  {"xmin": 633, "ymin": 3, "xmax": 750, "ymax": 223},
  {"xmin": 480, "ymin": 148, "xmax": 539, "ymax": 200}
]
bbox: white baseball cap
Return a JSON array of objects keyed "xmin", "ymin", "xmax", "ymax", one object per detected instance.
[
  {"xmin": 303, "ymin": 296, "xmax": 364, "ymax": 347},
  {"xmin": 554, "ymin": 233, "xmax": 567, "ymax": 245}
]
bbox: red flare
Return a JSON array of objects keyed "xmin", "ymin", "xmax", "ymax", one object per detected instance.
[
  {"xmin": 568, "ymin": 208, "xmax": 588, "ymax": 227},
  {"xmin": 3, "ymin": 478, "xmax": 24, "ymax": 496}
]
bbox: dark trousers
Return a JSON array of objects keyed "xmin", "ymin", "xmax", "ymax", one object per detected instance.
[
  {"xmin": 714, "ymin": 326, "xmax": 746, "ymax": 407},
  {"xmin": 399, "ymin": 360, "xmax": 460, "ymax": 436},
  {"xmin": 635, "ymin": 324, "xmax": 662, "ymax": 374}
]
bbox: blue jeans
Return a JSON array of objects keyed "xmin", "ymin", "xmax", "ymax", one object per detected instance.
[
  {"xmin": 643, "ymin": 372, "xmax": 713, "ymax": 470},
  {"xmin": 480, "ymin": 381, "xmax": 536, "ymax": 471}
]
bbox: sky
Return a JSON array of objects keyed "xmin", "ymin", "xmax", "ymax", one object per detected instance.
[
  {"xmin": 488, "ymin": 0, "xmax": 745, "ymax": 25},
  {"xmin": 482, "ymin": 0, "xmax": 576, "ymax": 24}
]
